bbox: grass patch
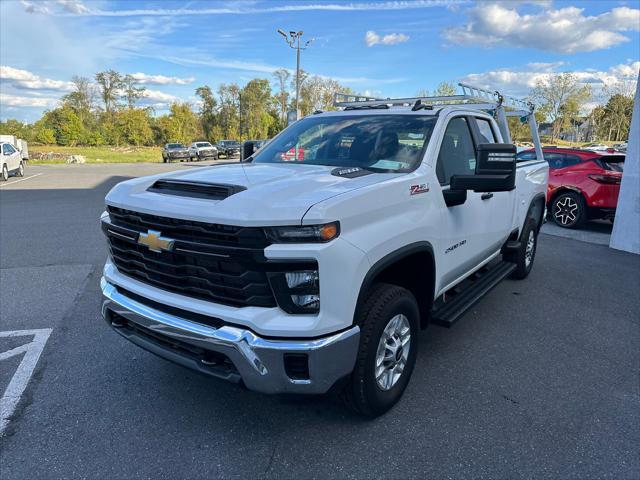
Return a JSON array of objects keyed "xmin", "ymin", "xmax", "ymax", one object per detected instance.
[{"xmin": 30, "ymin": 145, "xmax": 162, "ymax": 164}]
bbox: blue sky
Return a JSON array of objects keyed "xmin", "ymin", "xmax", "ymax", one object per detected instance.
[{"xmin": 1, "ymin": 0, "xmax": 639, "ymax": 122}]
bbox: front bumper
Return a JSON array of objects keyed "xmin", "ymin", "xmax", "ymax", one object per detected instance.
[{"xmin": 101, "ymin": 278, "xmax": 360, "ymax": 394}]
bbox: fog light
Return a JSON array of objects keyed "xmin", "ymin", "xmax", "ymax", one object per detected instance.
[
  {"xmin": 285, "ymin": 270, "xmax": 318, "ymax": 289},
  {"xmin": 291, "ymin": 294, "xmax": 320, "ymax": 310}
]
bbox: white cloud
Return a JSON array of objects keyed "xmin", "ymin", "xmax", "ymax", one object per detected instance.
[
  {"xmin": 129, "ymin": 72, "xmax": 195, "ymax": 86},
  {"xmin": 141, "ymin": 89, "xmax": 181, "ymax": 106},
  {"xmin": 444, "ymin": 3, "xmax": 640, "ymax": 53},
  {"xmin": 365, "ymin": 31, "xmax": 410, "ymax": 47},
  {"xmin": 22, "ymin": 1, "xmax": 466, "ymax": 17},
  {"xmin": 19, "ymin": 0, "xmax": 50, "ymax": 14},
  {"xmin": 0, "ymin": 65, "xmax": 74, "ymax": 91},
  {"xmin": 56, "ymin": 0, "xmax": 89, "ymax": 14},
  {"xmin": 0, "ymin": 93, "xmax": 58, "ymax": 108},
  {"xmin": 459, "ymin": 61, "xmax": 640, "ymax": 101}
]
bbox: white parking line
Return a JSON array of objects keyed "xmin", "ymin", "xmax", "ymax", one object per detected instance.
[
  {"xmin": 0, "ymin": 329, "xmax": 52, "ymax": 435},
  {"xmin": 0, "ymin": 173, "xmax": 44, "ymax": 187}
]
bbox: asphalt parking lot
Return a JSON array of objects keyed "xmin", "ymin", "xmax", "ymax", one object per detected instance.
[{"xmin": 1, "ymin": 162, "xmax": 638, "ymax": 479}]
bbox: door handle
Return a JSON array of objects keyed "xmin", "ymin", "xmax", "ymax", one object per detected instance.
[{"xmin": 481, "ymin": 193, "xmax": 493, "ymax": 200}]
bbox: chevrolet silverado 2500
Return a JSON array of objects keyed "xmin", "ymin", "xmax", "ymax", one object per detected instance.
[{"xmin": 101, "ymin": 84, "xmax": 548, "ymax": 416}]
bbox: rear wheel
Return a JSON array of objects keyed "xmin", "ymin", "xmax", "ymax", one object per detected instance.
[
  {"xmin": 551, "ymin": 191, "xmax": 586, "ymax": 229},
  {"xmin": 1, "ymin": 164, "xmax": 8, "ymax": 181},
  {"xmin": 342, "ymin": 283, "xmax": 419, "ymax": 417},
  {"xmin": 17, "ymin": 161, "xmax": 24, "ymax": 177}
]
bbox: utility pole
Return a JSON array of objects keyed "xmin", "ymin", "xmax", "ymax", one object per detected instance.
[{"xmin": 277, "ymin": 29, "xmax": 313, "ymax": 121}]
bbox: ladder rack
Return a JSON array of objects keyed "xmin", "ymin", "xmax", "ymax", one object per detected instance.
[
  {"xmin": 334, "ymin": 83, "xmax": 534, "ymax": 115},
  {"xmin": 333, "ymin": 83, "xmax": 543, "ymax": 160}
]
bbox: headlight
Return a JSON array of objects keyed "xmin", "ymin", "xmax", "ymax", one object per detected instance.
[
  {"xmin": 265, "ymin": 222, "xmax": 339, "ymax": 243},
  {"xmin": 268, "ymin": 265, "xmax": 320, "ymax": 314}
]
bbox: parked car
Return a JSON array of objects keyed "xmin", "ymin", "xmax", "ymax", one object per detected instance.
[
  {"xmin": 162, "ymin": 143, "xmax": 190, "ymax": 162},
  {"xmin": 1, "ymin": 141, "xmax": 25, "ymax": 181},
  {"xmin": 0, "ymin": 135, "xmax": 29, "ymax": 161},
  {"xmin": 613, "ymin": 142, "xmax": 628, "ymax": 153},
  {"xmin": 216, "ymin": 140, "xmax": 241, "ymax": 158},
  {"xmin": 100, "ymin": 87, "xmax": 548, "ymax": 417},
  {"xmin": 189, "ymin": 142, "xmax": 218, "ymax": 161},
  {"xmin": 517, "ymin": 147, "xmax": 624, "ymax": 228},
  {"xmin": 582, "ymin": 143, "xmax": 609, "ymax": 152}
]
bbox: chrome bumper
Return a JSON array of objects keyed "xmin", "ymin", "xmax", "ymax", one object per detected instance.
[{"xmin": 101, "ymin": 279, "xmax": 359, "ymax": 394}]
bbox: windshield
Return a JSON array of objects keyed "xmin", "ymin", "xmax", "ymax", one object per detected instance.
[
  {"xmin": 168, "ymin": 143, "xmax": 185, "ymax": 149},
  {"xmin": 252, "ymin": 114, "xmax": 437, "ymax": 172},
  {"xmin": 196, "ymin": 142, "xmax": 212, "ymax": 148}
]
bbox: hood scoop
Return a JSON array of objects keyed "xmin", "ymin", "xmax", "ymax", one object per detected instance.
[{"xmin": 147, "ymin": 179, "xmax": 246, "ymax": 200}]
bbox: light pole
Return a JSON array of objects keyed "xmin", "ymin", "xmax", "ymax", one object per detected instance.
[{"xmin": 277, "ymin": 29, "xmax": 313, "ymax": 120}]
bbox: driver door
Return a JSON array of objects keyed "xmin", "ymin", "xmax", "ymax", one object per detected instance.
[{"xmin": 434, "ymin": 116, "xmax": 496, "ymax": 290}]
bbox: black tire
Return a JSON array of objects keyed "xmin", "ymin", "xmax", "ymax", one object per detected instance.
[
  {"xmin": 1, "ymin": 164, "xmax": 8, "ymax": 181},
  {"xmin": 551, "ymin": 191, "xmax": 586, "ymax": 229},
  {"xmin": 17, "ymin": 161, "xmax": 24, "ymax": 177},
  {"xmin": 342, "ymin": 283, "xmax": 419, "ymax": 417},
  {"xmin": 509, "ymin": 218, "xmax": 538, "ymax": 280}
]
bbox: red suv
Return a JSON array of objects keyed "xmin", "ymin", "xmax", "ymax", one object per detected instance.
[{"xmin": 517, "ymin": 147, "xmax": 624, "ymax": 228}]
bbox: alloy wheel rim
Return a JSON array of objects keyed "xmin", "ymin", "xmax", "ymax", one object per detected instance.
[
  {"xmin": 554, "ymin": 197, "xmax": 578, "ymax": 225},
  {"xmin": 375, "ymin": 314, "xmax": 411, "ymax": 391},
  {"xmin": 525, "ymin": 230, "xmax": 535, "ymax": 268}
]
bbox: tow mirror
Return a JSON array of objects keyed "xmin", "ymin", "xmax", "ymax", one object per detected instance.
[
  {"xmin": 450, "ymin": 143, "xmax": 516, "ymax": 193},
  {"xmin": 241, "ymin": 141, "xmax": 256, "ymax": 162}
]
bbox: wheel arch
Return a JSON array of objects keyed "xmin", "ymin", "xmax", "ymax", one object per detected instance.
[
  {"xmin": 355, "ymin": 242, "xmax": 436, "ymax": 330},
  {"xmin": 525, "ymin": 192, "xmax": 546, "ymax": 232},
  {"xmin": 549, "ymin": 186, "xmax": 586, "ymax": 208}
]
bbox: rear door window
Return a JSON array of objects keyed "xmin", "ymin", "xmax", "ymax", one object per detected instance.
[{"xmin": 474, "ymin": 118, "xmax": 497, "ymax": 143}]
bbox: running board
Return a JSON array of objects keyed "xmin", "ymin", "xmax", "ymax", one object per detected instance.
[{"xmin": 431, "ymin": 261, "xmax": 516, "ymax": 328}]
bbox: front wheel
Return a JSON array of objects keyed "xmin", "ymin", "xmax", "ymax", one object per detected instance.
[
  {"xmin": 1, "ymin": 164, "xmax": 8, "ymax": 181},
  {"xmin": 342, "ymin": 283, "xmax": 419, "ymax": 417},
  {"xmin": 509, "ymin": 218, "xmax": 538, "ymax": 280}
]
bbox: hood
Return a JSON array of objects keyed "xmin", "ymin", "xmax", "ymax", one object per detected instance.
[{"xmin": 105, "ymin": 162, "xmax": 396, "ymax": 226}]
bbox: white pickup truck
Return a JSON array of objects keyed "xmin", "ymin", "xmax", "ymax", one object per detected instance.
[{"xmin": 100, "ymin": 85, "xmax": 548, "ymax": 416}]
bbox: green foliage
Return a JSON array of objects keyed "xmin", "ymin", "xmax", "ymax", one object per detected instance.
[
  {"xmin": 35, "ymin": 126, "xmax": 56, "ymax": 144},
  {"xmin": 115, "ymin": 108, "xmax": 154, "ymax": 145},
  {"xmin": 156, "ymin": 102, "xmax": 202, "ymax": 144}
]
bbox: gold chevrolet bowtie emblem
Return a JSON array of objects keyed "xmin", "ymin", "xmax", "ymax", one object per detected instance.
[{"xmin": 137, "ymin": 230, "xmax": 175, "ymax": 253}]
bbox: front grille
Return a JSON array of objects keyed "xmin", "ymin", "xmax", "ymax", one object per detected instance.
[{"xmin": 104, "ymin": 207, "xmax": 276, "ymax": 308}]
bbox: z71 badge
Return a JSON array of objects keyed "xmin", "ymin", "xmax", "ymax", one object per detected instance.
[{"xmin": 410, "ymin": 183, "xmax": 429, "ymax": 195}]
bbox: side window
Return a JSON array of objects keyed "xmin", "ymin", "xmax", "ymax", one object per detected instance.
[
  {"xmin": 3, "ymin": 144, "xmax": 16, "ymax": 154},
  {"xmin": 517, "ymin": 151, "xmax": 537, "ymax": 162},
  {"xmin": 564, "ymin": 154, "xmax": 583, "ymax": 167},
  {"xmin": 544, "ymin": 152, "xmax": 565, "ymax": 169},
  {"xmin": 436, "ymin": 117, "xmax": 476, "ymax": 185},
  {"xmin": 475, "ymin": 118, "xmax": 497, "ymax": 143}
]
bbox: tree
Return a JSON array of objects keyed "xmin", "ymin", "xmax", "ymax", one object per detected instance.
[
  {"xmin": 240, "ymin": 79, "xmax": 276, "ymax": 140},
  {"xmin": 299, "ymin": 76, "xmax": 354, "ymax": 116},
  {"xmin": 217, "ymin": 84, "xmax": 240, "ymax": 139},
  {"xmin": 532, "ymin": 73, "xmax": 591, "ymax": 140},
  {"xmin": 122, "ymin": 74, "xmax": 146, "ymax": 109},
  {"xmin": 433, "ymin": 82, "xmax": 457, "ymax": 97},
  {"xmin": 62, "ymin": 76, "xmax": 96, "ymax": 113},
  {"xmin": 272, "ymin": 69, "xmax": 291, "ymax": 122},
  {"xmin": 115, "ymin": 108, "xmax": 153, "ymax": 145},
  {"xmin": 156, "ymin": 102, "xmax": 201, "ymax": 144},
  {"xmin": 95, "ymin": 69, "xmax": 124, "ymax": 114},
  {"xmin": 589, "ymin": 93, "xmax": 634, "ymax": 141},
  {"xmin": 195, "ymin": 85, "xmax": 218, "ymax": 140},
  {"xmin": 40, "ymin": 106, "xmax": 83, "ymax": 146}
]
